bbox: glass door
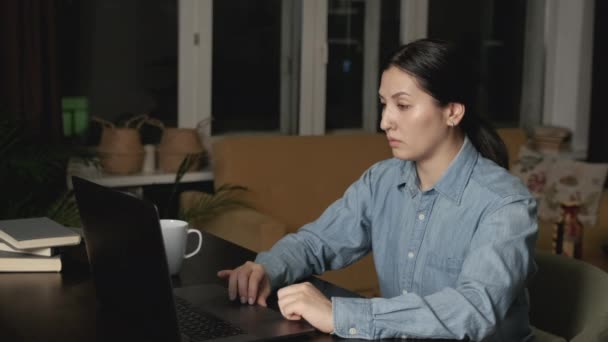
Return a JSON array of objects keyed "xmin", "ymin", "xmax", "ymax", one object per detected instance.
[
  {"xmin": 324, "ymin": 0, "xmax": 401, "ymax": 133},
  {"xmin": 210, "ymin": 0, "xmax": 300, "ymax": 135}
]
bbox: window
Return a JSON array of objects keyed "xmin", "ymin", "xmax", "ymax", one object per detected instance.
[
  {"xmin": 185, "ymin": 0, "xmax": 401, "ymax": 136},
  {"xmin": 325, "ymin": 0, "xmax": 401, "ymax": 133},
  {"xmin": 211, "ymin": 0, "xmax": 283, "ymax": 134},
  {"xmin": 427, "ymin": 0, "xmax": 527, "ymax": 127},
  {"xmin": 181, "ymin": 0, "xmax": 592, "ymax": 156},
  {"xmin": 325, "ymin": 0, "xmax": 366, "ymax": 131},
  {"xmin": 377, "ymin": 0, "xmax": 401, "ymax": 130}
]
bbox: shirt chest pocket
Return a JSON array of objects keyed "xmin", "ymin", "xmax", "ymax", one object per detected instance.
[{"xmin": 421, "ymin": 252, "xmax": 464, "ymax": 295}]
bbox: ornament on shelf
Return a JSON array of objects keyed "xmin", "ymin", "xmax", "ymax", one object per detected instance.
[{"xmin": 552, "ymin": 201, "xmax": 584, "ymax": 259}]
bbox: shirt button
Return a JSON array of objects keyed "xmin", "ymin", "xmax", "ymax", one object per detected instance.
[
  {"xmin": 408, "ymin": 251, "xmax": 415, "ymax": 258},
  {"xmin": 402, "ymin": 289, "xmax": 408, "ymax": 295},
  {"xmin": 418, "ymin": 213, "xmax": 425, "ymax": 220},
  {"xmin": 401, "ymin": 335, "xmax": 408, "ymax": 339},
  {"xmin": 349, "ymin": 327, "xmax": 357, "ymax": 335}
]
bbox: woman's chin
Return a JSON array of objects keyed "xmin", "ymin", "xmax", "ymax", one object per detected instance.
[{"xmin": 391, "ymin": 149, "xmax": 415, "ymax": 161}]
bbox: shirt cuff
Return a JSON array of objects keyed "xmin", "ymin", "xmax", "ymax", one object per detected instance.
[
  {"xmin": 254, "ymin": 251, "xmax": 287, "ymax": 290},
  {"xmin": 332, "ymin": 297, "xmax": 374, "ymax": 339}
]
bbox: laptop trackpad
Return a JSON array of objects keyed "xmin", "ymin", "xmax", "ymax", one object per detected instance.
[{"xmin": 174, "ymin": 284, "xmax": 315, "ymax": 339}]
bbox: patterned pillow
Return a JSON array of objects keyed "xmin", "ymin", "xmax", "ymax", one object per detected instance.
[
  {"xmin": 539, "ymin": 158, "xmax": 608, "ymax": 226},
  {"xmin": 512, "ymin": 146, "xmax": 608, "ymax": 226},
  {"xmin": 511, "ymin": 146, "xmax": 557, "ymax": 200}
]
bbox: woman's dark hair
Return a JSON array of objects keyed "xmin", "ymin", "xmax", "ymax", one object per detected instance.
[{"xmin": 385, "ymin": 38, "xmax": 509, "ymax": 169}]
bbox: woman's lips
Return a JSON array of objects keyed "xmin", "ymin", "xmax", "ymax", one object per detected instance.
[{"xmin": 387, "ymin": 137, "xmax": 401, "ymax": 147}]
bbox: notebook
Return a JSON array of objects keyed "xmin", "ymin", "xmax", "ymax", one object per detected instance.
[
  {"xmin": 0, "ymin": 241, "xmax": 55, "ymax": 257},
  {"xmin": 72, "ymin": 176, "xmax": 315, "ymax": 342},
  {"xmin": 0, "ymin": 250, "xmax": 61, "ymax": 272},
  {"xmin": 0, "ymin": 217, "xmax": 81, "ymax": 249}
]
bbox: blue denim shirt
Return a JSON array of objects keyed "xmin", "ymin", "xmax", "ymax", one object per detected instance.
[{"xmin": 255, "ymin": 137, "xmax": 538, "ymax": 341}]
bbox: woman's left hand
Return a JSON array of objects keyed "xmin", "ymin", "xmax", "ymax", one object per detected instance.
[{"xmin": 277, "ymin": 282, "xmax": 334, "ymax": 333}]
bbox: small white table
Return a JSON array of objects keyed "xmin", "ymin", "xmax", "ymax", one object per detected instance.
[{"xmin": 66, "ymin": 158, "xmax": 213, "ymax": 190}]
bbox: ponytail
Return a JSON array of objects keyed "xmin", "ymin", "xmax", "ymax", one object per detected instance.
[{"xmin": 462, "ymin": 116, "xmax": 509, "ymax": 169}]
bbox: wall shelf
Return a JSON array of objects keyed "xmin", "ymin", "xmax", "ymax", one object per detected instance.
[{"xmin": 66, "ymin": 158, "xmax": 213, "ymax": 189}]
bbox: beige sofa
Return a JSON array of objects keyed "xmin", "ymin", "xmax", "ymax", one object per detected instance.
[{"xmin": 182, "ymin": 129, "xmax": 608, "ymax": 297}]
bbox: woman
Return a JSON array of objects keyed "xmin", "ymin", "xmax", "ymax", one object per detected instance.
[{"xmin": 218, "ymin": 39, "xmax": 538, "ymax": 341}]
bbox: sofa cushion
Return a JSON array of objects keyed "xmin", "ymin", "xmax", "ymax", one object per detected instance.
[
  {"xmin": 200, "ymin": 207, "xmax": 286, "ymax": 252},
  {"xmin": 212, "ymin": 134, "xmax": 392, "ymax": 234},
  {"xmin": 180, "ymin": 191, "xmax": 287, "ymax": 252}
]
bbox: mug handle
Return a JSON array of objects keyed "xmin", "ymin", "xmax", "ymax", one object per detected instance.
[{"xmin": 184, "ymin": 229, "xmax": 203, "ymax": 258}]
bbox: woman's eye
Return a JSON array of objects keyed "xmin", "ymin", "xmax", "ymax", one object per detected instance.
[
  {"xmin": 379, "ymin": 102, "xmax": 386, "ymax": 108},
  {"xmin": 397, "ymin": 104, "xmax": 410, "ymax": 110}
]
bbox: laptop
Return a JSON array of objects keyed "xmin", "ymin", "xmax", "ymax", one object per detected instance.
[{"xmin": 72, "ymin": 176, "xmax": 315, "ymax": 342}]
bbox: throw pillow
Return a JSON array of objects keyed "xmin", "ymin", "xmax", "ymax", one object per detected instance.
[
  {"xmin": 540, "ymin": 158, "xmax": 608, "ymax": 226},
  {"xmin": 512, "ymin": 146, "xmax": 608, "ymax": 226},
  {"xmin": 511, "ymin": 146, "xmax": 557, "ymax": 200}
]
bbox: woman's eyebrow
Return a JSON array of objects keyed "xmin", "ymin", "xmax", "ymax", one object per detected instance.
[
  {"xmin": 378, "ymin": 91, "xmax": 411, "ymax": 100},
  {"xmin": 391, "ymin": 91, "xmax": 411, "ymax": 98}
]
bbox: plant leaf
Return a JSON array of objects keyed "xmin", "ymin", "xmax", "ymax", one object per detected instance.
[{"xmin": 179, "ymin": 184, "xmax": 252, "ymax": 226}]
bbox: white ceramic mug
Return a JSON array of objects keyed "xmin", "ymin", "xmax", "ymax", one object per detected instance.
[{"xmin": 159, "ymin": 219, "xmax": 203, "ymax": 275}]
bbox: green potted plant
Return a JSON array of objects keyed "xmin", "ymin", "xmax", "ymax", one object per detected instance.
[
  {"xmin": 0, "ymin": 118, "xmax": 94, "ymax": 226},
  {"xmin": 168, "ymin": 153, "xmax": 251, "ymax": 226}
]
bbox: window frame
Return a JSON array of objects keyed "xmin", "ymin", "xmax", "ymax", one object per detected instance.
[
  {"xmin": 178, "ymin": 0, "xmax": 594, "ymax": 156},
  {"xmin": 542, "ymin": 0, "xmax": 594, "ymax": 157}
]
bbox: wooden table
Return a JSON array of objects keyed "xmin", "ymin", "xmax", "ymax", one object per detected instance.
[{"xmin": 0, "ymin": 232, "xmax": 455, "ymax": 341}]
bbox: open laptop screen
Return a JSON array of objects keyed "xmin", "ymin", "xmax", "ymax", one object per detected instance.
[{"xmin": 72, "ymin": 176, "xmax": 181, "ymax": 341}]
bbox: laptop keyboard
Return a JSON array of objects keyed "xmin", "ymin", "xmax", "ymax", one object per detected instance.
[{"xmin": 174, "ymin": 296, "xmax": 245, "ymax": 341}]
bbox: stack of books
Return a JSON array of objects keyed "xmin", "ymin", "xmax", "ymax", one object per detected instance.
[
  {"xmin": 532, "ymin": 126, "xmax": 572, "ymax": 153},
  {"xmin": 0, "ymin": 217, "xmax": 82, "ymax": 272}
]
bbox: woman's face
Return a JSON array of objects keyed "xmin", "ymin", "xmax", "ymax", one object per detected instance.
[{"xmin": 379, "ymin": 66, "xmax": 452, "ymax": 161}]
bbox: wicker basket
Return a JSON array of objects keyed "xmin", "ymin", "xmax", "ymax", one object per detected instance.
[
  {"xmin": 157, "ymin": 127, "xmax": 204, "ymax": 173},
  {"xmin": 93, "ymin": 115, "xmax": 147, "ymax": 175},
  {"xmin": 147, "ymin": 119, "xmax": 206, "ymax": 173},
  {"xmin": 98, "ymin": 150, "xmax": 145, "ymax": 174}
]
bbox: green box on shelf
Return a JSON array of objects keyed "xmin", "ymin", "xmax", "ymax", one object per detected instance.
[{"xmin": 62, "ymin": 97, "xmax": 89, "ymax": 137}]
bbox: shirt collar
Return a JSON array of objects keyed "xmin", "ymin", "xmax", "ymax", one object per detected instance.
[
  {"xmin": 398, "ymin": 161, "xmax": 418, "ymax": 198},
  {"xmin": 396, "ymin": 136, "xmax": 479, "ymax": 204}
]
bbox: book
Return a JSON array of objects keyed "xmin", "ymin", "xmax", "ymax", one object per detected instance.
[
  {"xmin": 0, "ymin": 217, "xmax": 81, "ymax": 249},
  {"xmin": 0, "ymin": 241, "xmax": 55, "ymax": 257},
  {"xmin": 0, "ymin": 251, "xmax": 62, "ymax": 272}
]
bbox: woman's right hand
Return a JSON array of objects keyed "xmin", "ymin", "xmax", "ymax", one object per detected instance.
[{"xmin": 217, "ymin": 261, "xmax": 271, "ymax": 307}]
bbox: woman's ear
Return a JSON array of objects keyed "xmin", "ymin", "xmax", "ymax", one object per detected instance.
[{"xmin": 445, "ymin": 102, "xmax": 465, "ymax": 127}]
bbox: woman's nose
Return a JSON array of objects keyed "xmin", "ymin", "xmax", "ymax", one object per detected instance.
[{"xmin": 379, "ymin": 108, "xmax": 390, "ymax": 131}]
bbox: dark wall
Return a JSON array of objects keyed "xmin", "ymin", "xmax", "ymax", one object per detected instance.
[{"xmin": 588, "ymin": 0, "xmax": 608, "ymax": 163}]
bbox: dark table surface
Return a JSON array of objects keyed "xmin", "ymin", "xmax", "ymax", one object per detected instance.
[
  {"xmin": 0, "ymin": 232, "xmax": 453, "ymax": 341},
  {"xmin": 0, "ymin": 232, "xmax": 340, "ymax": 341}
]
